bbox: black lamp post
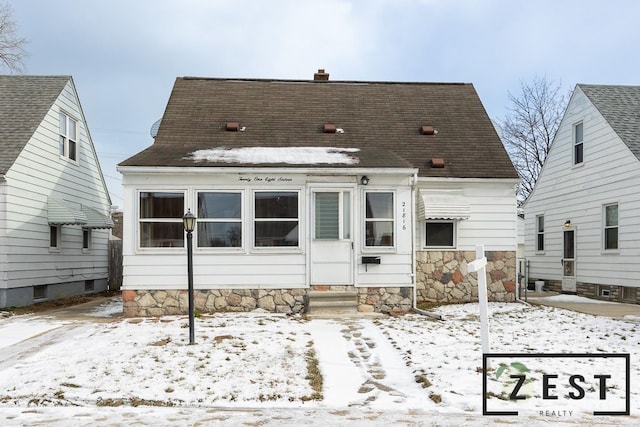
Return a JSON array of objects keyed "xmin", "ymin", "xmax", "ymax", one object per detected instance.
[{"xmin": 182, "ymin": 209, "xmax": 196, "ymax": 345}]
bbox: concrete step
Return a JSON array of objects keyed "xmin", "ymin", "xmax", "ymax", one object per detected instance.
[
  {"xmin": 308, "ymin": 291, "xmax": 357, "ymax": 300},
  {"xmin": 307, "ymin": 291, "xmax": 358, "ymax": 315}
]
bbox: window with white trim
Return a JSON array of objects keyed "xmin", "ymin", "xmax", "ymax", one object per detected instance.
[
  {"xmin": 254, "ymin": 191, "xmax": 299, "ymax": 247},
  {"xmin": 364, "ymin": 191, "xmax": 394, "ymax": 247},
  {"xmin": 197, "ymin": 191, "xmax": 242, "ymax": 248},
  {"xmin": 536, "ymin": 215, "xmax": 544, "ymax": 251},
  {"xmin": 59, "ymin": 112, "xmax": 78, "ymax": 161},
  {"xmin": 82, "ymin": 229, "xmax": 91, "ymax": 251},
  {"xmin": 604, "ymin": 203, "xmax": 618, "ymax": 250},
  {"xmin": 425, "ymin": 220, "xmax": 455, "ymax": 248},
  {"xmin": 139, "ymin": 192, "xmax": 185, "ymax": 248},
  {"xmin": 573, "ymin": 122, "xmax": 583, "ymax": 165},
  {"xmin": 49, "ymin": 225, "xmax": 61, "ymax": 250}
]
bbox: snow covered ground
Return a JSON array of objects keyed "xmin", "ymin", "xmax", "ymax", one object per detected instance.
[{"xmin": 0, "ymin": 298, "xmax": 638, "ymax": 426}]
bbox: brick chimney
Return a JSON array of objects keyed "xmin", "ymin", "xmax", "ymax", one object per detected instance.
[{"xmin": 314, "ymin": 69, "xmax": 329, "ymax": 81}]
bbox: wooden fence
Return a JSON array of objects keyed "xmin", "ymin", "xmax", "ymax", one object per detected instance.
[{"xmin": 109, "ymin": 239, "xmax": 123, "ymax": 291}]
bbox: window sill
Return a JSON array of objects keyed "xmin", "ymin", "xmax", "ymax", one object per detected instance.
[
  {"xmin": 49, "ymin": 247, "xmax": 61, "ymax": 253},
  {"xmin": 59, "ymin": 155, "xmax": 79, "ymax": 165},
  {"xmin": 196, "ymin": 247, "xmax": 246, "ymax": 254},
  {"xmin": 422, "ymin": 246, "xmax": 456, "ymax": 250},
  {"xmin": 250, "ymin": 247, "xmax": 304, "ymax": 255},
  {"xmin": 362, "ymin": 248, "xmax": 397, "ymax": 255},
  {"xmin": 601, "ymin": 249, "xmax": 620, "ymax": 255}
]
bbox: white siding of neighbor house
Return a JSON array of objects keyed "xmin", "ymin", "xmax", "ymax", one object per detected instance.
[
  {"xmin": 416, "ymin": 180, "xmax": 518, "ymax": 251},
  {"xmin": 2, "ymin": 80, "xmax": 111, "ymax": 290},
  {"xmin": 524, "ymin": 86, "xmax": 640, "ymax": 286},
  {"xmin": 0, "ymin": 182, "xmax": 7, "ymax": 288},
  {"xmin": 120, "ymin": 171, "xmax": 415, "ymax": 290}
]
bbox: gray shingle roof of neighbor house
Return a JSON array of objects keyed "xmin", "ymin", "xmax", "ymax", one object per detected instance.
[
  {"xmin": 579, "ymin": 84, "xmax": 640, "ymax": 161},
  {"xmin": 0, "ymin": 75, "xmax": 70, "ymax": 175},
  {"xmin": 120, "ymin": 74, "xmax": 518, "ymax": 179}
]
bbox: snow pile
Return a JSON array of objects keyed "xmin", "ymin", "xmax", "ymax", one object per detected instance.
[{"xmin": 187, "ymin": 147, "xmax": 360, "ymax": 165}]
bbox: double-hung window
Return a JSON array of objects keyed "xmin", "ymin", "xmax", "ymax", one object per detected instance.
[
  {"xmin": 365, "ymin": 192, "xmax": 394, "ymax": 247},
  {"xmin": 604, "ymin": 203, "xmax": 618, "ymax": 250},
  {"xmin": 197, "ymin": 191, "xmax": 242, "ymax": 248},
  {"xmin": 254, "ymin": 191, "xmax": 299, "ymax": 247},
  {"xmin": 574, "ymin": 122, "xmax": 583, "ymax": 165},
  {"xmin": 59, "ymin": 112, "xmax": 78, "ymax": 161},
  {"xmin": 536, "ymin": 215, "xmax": 544, "ymax": 251},
  {"xmin": 139, "ymin": 192, "xmax": 185, "ymax": 248}
]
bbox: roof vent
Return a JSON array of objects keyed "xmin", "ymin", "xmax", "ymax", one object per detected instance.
[
  {"xmin": 431, "ymin": 158, "xmax": 445, "ymax": 168},
  {"xmin": 323, "ymin": 123, "xmax": 337, "ymax": 133},
  {"xmin": 421, "ymin": 126, "xmax": 438, "ymax": 135},
  {"xmin": 225, "ymin": 122, "xmax": 240, "ymax": 132},
  {"xmin": 314, "ymin": 69, "xmax": 330, "ymax": 81}
]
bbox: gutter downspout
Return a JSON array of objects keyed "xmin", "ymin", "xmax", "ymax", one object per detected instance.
[{"xmin": 410, "ymin": 172, "xmax": 444, "ymax": 321}]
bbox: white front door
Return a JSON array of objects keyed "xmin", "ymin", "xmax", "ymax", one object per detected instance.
[
  {"xmin": 562, "ymin": 228, "xmax": 576, "ymax": 292},
  {"xmin": 310, "ymin": 189, "xmax": 353, "ymax": 285}
]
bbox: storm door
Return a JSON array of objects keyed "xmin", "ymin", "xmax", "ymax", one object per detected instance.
[
  {"xmin": 310, "ymin": 189, "xmax": 353, "ymax": 284},
  {"xmin": 562, "ymin": 228, "xmax": 577, "ymax": 292}
]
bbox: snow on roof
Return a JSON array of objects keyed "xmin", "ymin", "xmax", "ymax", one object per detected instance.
[{"xmin": 186, "ymin": 147, "xmax": 360, "ymax": 165}]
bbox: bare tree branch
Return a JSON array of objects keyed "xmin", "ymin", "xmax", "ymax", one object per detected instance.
[
  {"xmin": 499, "ymin": 76, "xmax": 569, "ymax": 205},
  {"xmin": 0, "ymin": 3, "xmax": 28, "ymax": 73}
]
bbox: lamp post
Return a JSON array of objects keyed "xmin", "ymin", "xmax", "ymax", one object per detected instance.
[{"xmin": 182, "ymin": 209, "xmax": 196, "ymax": 345}]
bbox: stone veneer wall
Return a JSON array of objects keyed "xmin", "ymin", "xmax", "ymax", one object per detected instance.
[
  {"xmin": 416, "ymin": 250, "xmax": 516, "ymax": 303},
  {"xmin": 123, "ymin": 286, "xmax": 414, "ymax": 317},
  {"xmin": 123, "ymin": 289, "xmax": 307, "ymax": 317},
  {"xmin": 356, "ymin": 287, "xmax": 413, "ymax": 314}
]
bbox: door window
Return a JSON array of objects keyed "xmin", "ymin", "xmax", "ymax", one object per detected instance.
[
  {"xmin": 314, "ymin": 191, "xmax": 350, "ymax": 240},
  {"xmin": 563, "ymin": 230, "xmax": 575, "ymax": 277}
]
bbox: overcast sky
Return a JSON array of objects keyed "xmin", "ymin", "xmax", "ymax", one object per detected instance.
[{"xmin": 6, "ymin": 0, "xmax": 640, "ymax": 206}]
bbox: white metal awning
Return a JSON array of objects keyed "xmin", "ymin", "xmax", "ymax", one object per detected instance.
[
  {"xmin": 81, "ymin": 205, "xmax": 114, "ymax": 229},
  {"xmin": 418, "ymin": 189, "xmax": 470, "ymax": 220},
  {"xmin": 47, "ymin": 198, "xmax": 87, "ymax": 225}
]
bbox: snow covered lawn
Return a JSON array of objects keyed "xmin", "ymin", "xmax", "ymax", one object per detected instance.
[{"xmin": 1, "ymin": 300, "xmax": 639, "ymax": 425}]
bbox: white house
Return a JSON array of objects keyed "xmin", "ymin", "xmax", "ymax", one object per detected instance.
[
  {"xmin": 0, "ymin": 75, "xmax": 113, "ymax": 308},
  {"xmin": 118, "ymin": 71, "xmax": 519, "ymax": 316},
  {"xmin": 524, "ymin": 84, "xmax": 640, "ymax": 303}
]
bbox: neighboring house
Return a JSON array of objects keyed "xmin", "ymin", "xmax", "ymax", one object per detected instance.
[
  {"xmin": 118, "ymin": 71, "xmax": 519, "ymax": 316},
  {"xmin": 524, "ymin": 84, "xmax": 640, "ymax": 303},
  {"xmin": 0, "ymin": 75, "xmax": 113, "ymax": 308}
]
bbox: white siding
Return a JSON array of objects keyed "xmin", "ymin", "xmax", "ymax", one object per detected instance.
[
  {"xmin": 0, "ymin": 182, "xmax": 7, "ymax": 288},
  {"xmin": 525, "ymin": 87, "xmax": 640, "ymax": 286},
  {"xmin": 417, "ymin": 181, "xmax": 518, "ymax": 251},
  {"xmin": 121, "ymin": 172, "xmax": 416, "ymax": 290},
  {"xmin": 357, "ymin": 186, "xmax": 413, "ymax": 287},
  {"xmin": 3, "ymin": 80, "xmax": 111, "ymax": 289}
]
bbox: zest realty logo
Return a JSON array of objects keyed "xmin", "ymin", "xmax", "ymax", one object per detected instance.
[{"xmin": 483, "ymin": 353, "xmax": 630, "ymax": 417}]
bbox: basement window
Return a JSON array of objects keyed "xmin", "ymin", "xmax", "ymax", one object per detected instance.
[{"xmin": 33, "ymin": 285, "xmax": 47, "ymax": 300}]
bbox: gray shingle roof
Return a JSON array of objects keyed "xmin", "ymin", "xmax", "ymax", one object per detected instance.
[
  {"xmin": 120, "ymin": 76, "xmax": 518, "ymax": 179},
  {"xmin": 0, "ymin": 75, "xmax": 70, "ymax": 175},
  {"xmin": 579, "ymin": 84, "xmax": 640, "ymax": 160}
]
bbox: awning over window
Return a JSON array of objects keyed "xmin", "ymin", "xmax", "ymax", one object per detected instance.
[
  {"xmin": 81, "ymin": 205, "xmax": 114, "ymax": 229},
  {"xmin": 419, "ymin": 189, "xmax": 470, "ymax": 220},
  {"xmin": 47, "ymin": 198, "xmax": 87, "ymax": 225}
]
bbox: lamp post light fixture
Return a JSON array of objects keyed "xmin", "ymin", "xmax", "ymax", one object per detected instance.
[{"xmin": 182, "ymin": 209, "xmax": 196, "ymax": 345}]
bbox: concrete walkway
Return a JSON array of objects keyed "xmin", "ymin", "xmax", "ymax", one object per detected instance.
[{"xmin": 524, "ymin": 291, "xmax": 640, "ymax": 319}]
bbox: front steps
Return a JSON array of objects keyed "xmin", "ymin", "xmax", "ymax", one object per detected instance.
[{"xmin": 307, "ymin": 290, "xmax": 358, "ymax": 316}]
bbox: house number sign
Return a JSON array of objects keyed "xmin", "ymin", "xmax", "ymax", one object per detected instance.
[{"xmin": 401, "ymin": 201, "xmax": 407, "ymax": 230}]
